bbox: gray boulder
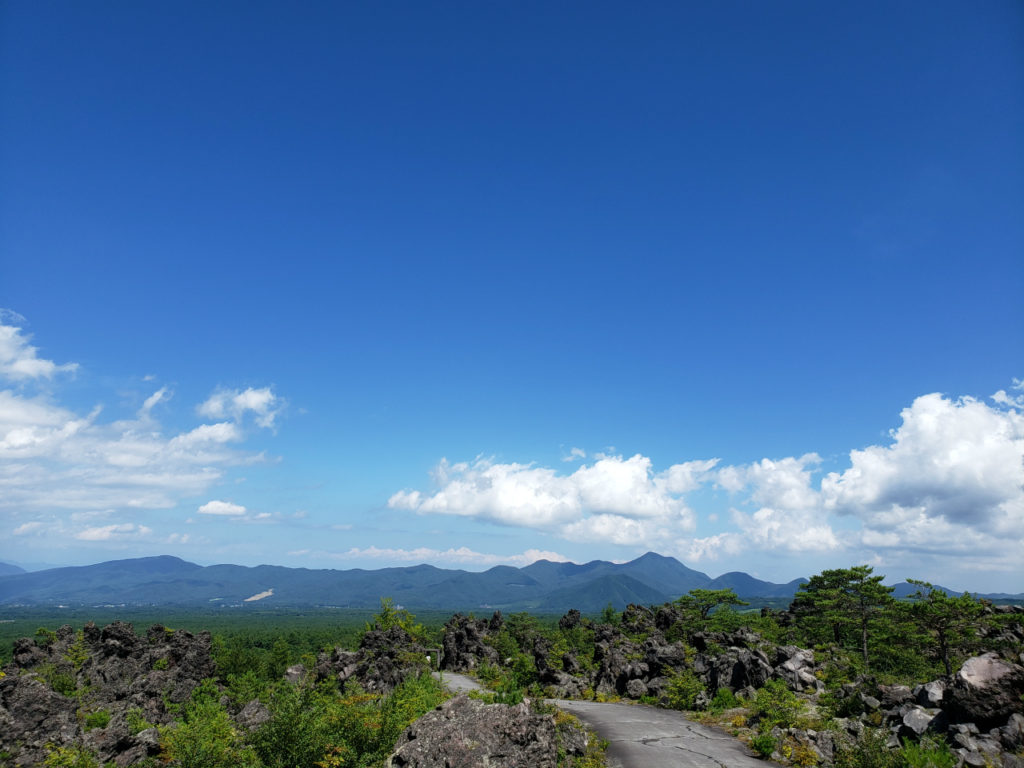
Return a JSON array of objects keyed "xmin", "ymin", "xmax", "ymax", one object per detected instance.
[
  {"xmin": 441, "ymin": 613, "xmax": 500, "ymax": 672},
  {"xmin": 945, "ymin": 653, "xmax": 1024, "ymax": 728},
  {"xmin": 914, "ymin": 679, "xmax": 945, "ymax": 708},
  {"xmin": 773, "ymin": 646, "xmax": 822, "ymax": 693},
  {"xmin": 386, "ymin": 694, "xmax": 558, "ymax": 768}
]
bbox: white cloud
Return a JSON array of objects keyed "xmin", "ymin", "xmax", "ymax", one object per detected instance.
[
  {"xmin": 13, "ymin": 521, "xmax": 45, "ymax": 535},
  {"xmin": 679, "ymin": 533, "xmax": 744, "ymax": 562},
  {"xmin": 0, "ymin": 318, "xmax": 281, "ymax": 543},
  {"xmin": 991, "ymin": 378, "xmax": 1024, "ymax": 409},
  {"xmin": 169, "ymin": 422, "xmax": 241, "ymax": 449},
  {"xmin": 821, "ymin": 391, "xmax": 1024, "ymax": 559},
  {"xmin": 562, "ymin": 447, "xmax": 586, "ymax": 462},
  {"xmin": 561, "ymin": 514, "xmax": 664, "ymax": 546},
  {"xmin": 322, "ymin": 545, "xmax": 570, "ymax": 567},
  {"xmin": 198, "ymin": 500, "xmax": 247, "ymax": 516},
  {"xmin": 389, "ymin": 454, "xmax": 714, "ymax": 547},
  {"xmin": 715, "ymin": 453, "xmax": 840, "ymax": 553},
  {"xmin": 198, "ymin": 387, "xmax": 282, "ymax": 428},
  {"xmin": 75, "ymin": 523, "xmax": 152, "ymax": 541},
  {"xmin": 0, "ymin": 321, "xmax": 78, "ymax": 381}
]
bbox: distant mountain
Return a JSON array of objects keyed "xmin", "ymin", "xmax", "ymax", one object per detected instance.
[
  {"xmin": 708, "ymin": 571, "xmax": 808, "ymax": 598},
  {"xmin": 612, "ymin": 551, "xmax": 711, "ymax": 596},
  {"xmin": 0, "ymin": 562, "xmax": 26, "ymax": 577},
  {"xmin": 535, "ymin": 574, "xmax": 670, "ymax": 613},
  {"xmin": 0, "ymin": 552, "xmax": 808, "ymax": 611},
  {"xmin": 886, "ymin": 581, "xmax": 1024, "ymax": 601}
]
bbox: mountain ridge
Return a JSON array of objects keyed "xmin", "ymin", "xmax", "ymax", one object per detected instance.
[{"xmin": 0, "ymin": 553, "xmax": 1018, "ymax": 610}]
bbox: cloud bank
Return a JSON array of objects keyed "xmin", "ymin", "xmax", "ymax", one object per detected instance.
[
  {"xmin": 0, "ymin": 317, "xmax": 281, "ymax": 546},
  {"xmin": 391, "ymin": 385, "xmax": 1024, "ymax": 573}
]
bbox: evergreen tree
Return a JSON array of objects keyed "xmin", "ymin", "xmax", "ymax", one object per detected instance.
[
  {"xmin": 676, "ymin": 588, "xmax": 749, "ymax": 622},
  {"xmin": 907, "ymin": 580, "xmax": 985, "ymax": 676},
  {"xmin": 794, "ymin": 565, "xmax": 894, "ymax": 672}
]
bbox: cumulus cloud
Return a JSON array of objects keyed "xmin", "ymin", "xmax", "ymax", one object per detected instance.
[
  {"xmin": 390, "ymin": 385, "xmax": 1023, "ymax": 575},
  {"xmin": 318, "ymin": 545, "xmax": 570, "ymax": 567},
  {"xmin": 197, "ymin": 500, "xmax": 247, "ymax": 516},
  {"xmin": 0, "ymin": 316, "xmax": 283, "ymax": 547},
  {"xmin": 198, "ymin": 387, "xmax": 283, "ymax": 428},
  {"xmin": 0, "ymin": 320, "xmax": 78, "ymax": 381},
  {"xmin": 75, "ymin": 523, "xmax": 152, "ymax": 541},
  {"xmin": 13, "ymin": 521, "xmax": 45, "ymax": 536},
  {"xmin": 821, "ymin": 391, "xmax": 1024, "ymax": 557},
  {"xmin": 389, "ymin": 454, "xmax": 717, "ymax": 547},
  {"xmin": 715, "ymin": 454, "xmax": 840, "ymax": 554}
]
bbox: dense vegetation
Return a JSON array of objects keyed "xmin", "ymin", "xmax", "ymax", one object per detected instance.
[{"xmin": 4, "ymin": 565, "xmax": 1021, "ymax": 768}]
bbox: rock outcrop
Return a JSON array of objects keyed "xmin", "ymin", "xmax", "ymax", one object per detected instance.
[
  {"xmin": 440, "ymin": 612, "xmax": 502, "ymax": 671},
  {"xmin": 0, "ymin": 622, "xmax": 216, "ymax": 767},
  {"xmin": 387, "ymin": 693, "xmax": 591, "ymax": 768},
  {"xmin": 315, "ymin": 624, "xmax": 433, "ymax": 693}
]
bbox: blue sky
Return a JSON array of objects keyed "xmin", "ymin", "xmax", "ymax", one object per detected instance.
[{"xmin": 1, "ymin": 1, "xmax": 1022, "ymax": 592}]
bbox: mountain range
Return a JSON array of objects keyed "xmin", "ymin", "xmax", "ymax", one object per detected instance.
[
  {"xmin": 0, "ymin": 552, "xmax": 806, "ymax": 611},
  {"xmin": 0, "ymin": 554, "xmax": 1016, "ymax": 612}
]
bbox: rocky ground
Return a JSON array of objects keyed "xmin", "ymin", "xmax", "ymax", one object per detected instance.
[
  {"xmin": 441, "ymin": 603, "xmax": 1024, "ymax": 767},
  {"xmin": 1, "ymin": 603, "xmax": 1021, "ymax": 767},
  {"xmin": 0, "ymin": 622, "xmax": 215, "ymax": 766}
]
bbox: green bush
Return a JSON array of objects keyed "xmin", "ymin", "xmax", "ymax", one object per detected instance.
[
  {"xmin": 126, "ymin": 708, "xmax": 154, "ymax": 735},
  {"xmin": 81, "ymin": 709, "xmax": 110, "ymax": 731},
  {"xmin": 42, "ymin": 745, "xmax": 100, "ymax": 768},
  {"xmin": 37, "ymin": 663, "xmax": 78, "ymax": 697},
  {"xmin": 63, "ymin": 631, "xmax": 90, "ymax": 671},
  {"xmin": 250, "ymin": 681, "xmax": 333, "ymax": 768},
  {"xmin": 160, "ymin": 683, "xmax": 260, "ymax": 768},
  {"xmin": 666, "ymin": 668, "xmax": 705, "ymax": 711},
  {"xmin": 833, "ymin": 727, "xmax": 902, "ymax": 768},
  {"xmin": 707, "ymin": 687, "xmax": 741, "ymax": 713},
  {"xmin": 901, "ymin": 736, "xmax": 956, "ymax": 768},
  {"xmin": 753, "ymin": 680, "xmax": 803, "ymax": 730},
  {"xmin": 750, "ymin": 733, "xmax": 777, "ymax": 759}
]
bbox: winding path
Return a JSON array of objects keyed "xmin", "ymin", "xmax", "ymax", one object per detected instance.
[
  {"xmin": 433, "ymin": 673, "xmax": 780, "ymax": 768},
  {"xmin": 554, "ymin": 699, "xmax": 781, "ymax": 768}
]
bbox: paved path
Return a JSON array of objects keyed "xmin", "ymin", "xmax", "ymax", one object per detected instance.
[
  {"xmin": 432, "ymin": 672, "xmax": 779, "ymax": 768},
  {"xmin": 431, "ymin": 671, "xmax": 483, "ymax": 694},
  {"xmin": 553, "ymin": 699, "xmax": 782, "ymax": 768}
]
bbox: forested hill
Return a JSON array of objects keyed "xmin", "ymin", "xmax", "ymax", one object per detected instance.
[
  {"xmin": 0, "ymin": 562, "xmax": 26, "ymax": 577},
  {"xmin": 0, "ymin": 552, "xmax": 799, "ymax": 610},
  {"xmin": 2, "ymin": 553, "xmax": 1017, "ymax": 610}
]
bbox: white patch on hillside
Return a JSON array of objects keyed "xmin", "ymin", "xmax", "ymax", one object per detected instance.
[{"xmin": 244, "ymin": 588, "xmax": 273, "ymax": 602}]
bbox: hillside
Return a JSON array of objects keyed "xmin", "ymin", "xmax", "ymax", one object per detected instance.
[{"xmin": 0, "ymin": 552, "xmax": 801, "ymax": 610}]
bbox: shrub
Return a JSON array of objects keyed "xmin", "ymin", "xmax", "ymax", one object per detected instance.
[
  {"xmin": 707, "ymin": 687, "xmax": 741, "ymax": 713},
  {"xmin": 666, "ymin": 668, "xmax": 705, "ymax": 711},
  {"xmin": 833, "ymin": 727, "xmax": 902, "ymax": 768},
  {"xmin": 153, "ymin": 657, "xmax": 169, "ymax": 670},
  {"xmin": 63, "ymin": 631, "xmax": 89, "ymax": 671},
  {"xmin": 35, "ymin": 628, "xmax": 57, "ymax": 648},
  {"xmin": 126, "ymin": 708, "xmax": 153, "ymax": 735},
  {"xmin": 81, "ymin": 709, "xmax": 111, "ymax": 731},
  {"xmin": 42, "ymin": 745, "xmax": 100, "ymax": 768},
  {"xmin": 37, "ymin": 663, "xmax": 78, "ymax": 697},
  {"xmin": 750, "ymin": 733, "xmax": 777, "ymax": 759},
  {"xmin": 250, "ymin": 681, "xmax": 333, "ymax": 768},
  {"xmin": 753, "ymin": 680, "xmax": 803, "ymax": 730},
  {"xmin": 901, "ymin": 736, "xmax": 956, "ymax": 768},
  {"xmin": 160, "ymin": 697, "xmax": 261, "ymax": 768},
  {"xmin": 476, "ymin": 660, "xmax": 501, "ymax": 685}
]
